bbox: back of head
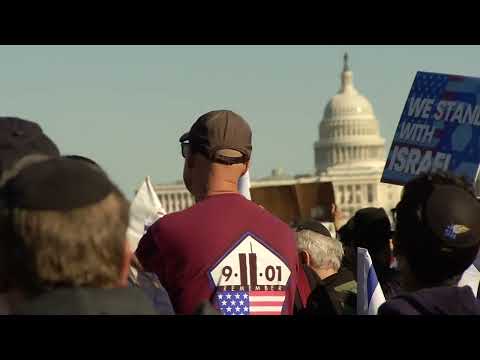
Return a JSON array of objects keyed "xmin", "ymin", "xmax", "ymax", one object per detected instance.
[
  {"xmin": 180, "ymin": 110, "xmax": 252, "ymax": 198},
  {"xmin": 338, "ymin": 207, "xmax": 392, "ymax": 272},
  {"xmin": 0, "ymin": 117, "xmax": 60, "ymax": 187},
  {"xmin": 63, "ymin": 155, "xmax": 103, "ymax": 171},
  {"xmin": 180, "ymin": 110, "xmax": 252, "ymax": 164},
  {"xmin": 1, "ymin": 157, "xmax": 129, "ymax": 296},
  {"xmin": 339, "ymin": 207, "xmax": 392, "ymax": 249},
  {"xmin": 394, "ymin": 172, "xmax": 480, "ymax": 286},
  {"xmin": 0, "ymin": 117, "xmax": 59, "ymax": 292},
  {"xmin": 296, "ymin": 229, "xmax": 344, "ymax": 272}
]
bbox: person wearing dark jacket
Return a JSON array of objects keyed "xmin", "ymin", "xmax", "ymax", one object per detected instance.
[
  {"xmin": 0, "ymin": 157, "xmax": 160, "ymax": 315},
  {"xmin": 295, "ymin": 223, "xmax": 356, "ymax": 315},
  {"xmin": 338, "ymin": 207, "xmax": 401, "ymax": 300},
  {"xmin": 296, "ymin": 265, "xmax": 356, "ymax": 315},
  {"xmin": 379, "ymin": 172, "xmax": 480, "ymax": 315},
  {"xmin": 378, "ymin": 286, "xmax": 480, "ymax": 315}
]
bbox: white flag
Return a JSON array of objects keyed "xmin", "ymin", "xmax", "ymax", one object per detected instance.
[
  {"xmin": 126, "ymin": 176, "xmax": 166, "ymax": 252},
  {"xmin": 357, "ymin": 247, "xmax": 386, "ymax": 315},
  {"xmin": 458, "ymin": 255, "xmax": 480, "ymax": 297},
  {"xmin": 238, "ymin": 170, "xmax": 251, "ymax": 200}
]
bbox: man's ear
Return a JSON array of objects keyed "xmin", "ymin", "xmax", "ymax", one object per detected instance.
[
  {"xmin": 241, "ymin": 160, "xmax": 250, "ymax": 176},
  {"xmin": 298, "ymin": 250, "xmax": 311, "ymax": 266},
  {"xmin": 119, "ymin": 241, "xmax": 133, "ymax": 287}
]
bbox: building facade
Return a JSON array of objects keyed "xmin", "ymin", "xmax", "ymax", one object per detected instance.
[
  {"xmin": 153, "ymin": 169, "xmax": 307, "ymax": 215},
  {"xmin": 153, "ymin": 54, "xmax": 402, "ymax": 220},
  {"xmin": 155, "ymin": 183, "xmax": 195, "ymax": 214}
]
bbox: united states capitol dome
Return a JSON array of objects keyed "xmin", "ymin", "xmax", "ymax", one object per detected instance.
[
  {"xmin": 315, "ymin": 53, "xmax": 386, "ymax": 173},
  {"xmin": 323, "ymin": 79, "xmax": 375, "ymax": 119}
]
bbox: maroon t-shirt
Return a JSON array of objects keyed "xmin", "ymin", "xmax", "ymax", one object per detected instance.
[{"xmin": 136, "ymin": 193, "xmax": 299, "ymax": 315}]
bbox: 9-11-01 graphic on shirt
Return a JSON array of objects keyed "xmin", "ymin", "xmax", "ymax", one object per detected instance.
[{"xmin": 209, "ymin": 233, "xmax": 291, "ymax": 315}]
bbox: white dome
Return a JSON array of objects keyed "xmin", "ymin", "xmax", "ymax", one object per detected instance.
[
  {"xmin": 315, "ymin": 53, "xmax": 386, "ymax": 173},
  {"xmin": 323, "ymin": 90, "xmax": 375, "ymax": 119}
]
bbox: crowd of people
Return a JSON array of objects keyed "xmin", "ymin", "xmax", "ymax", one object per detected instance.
[{"xmin": 0, "ymin": 110, "xmax": 479, "ymax": 315}]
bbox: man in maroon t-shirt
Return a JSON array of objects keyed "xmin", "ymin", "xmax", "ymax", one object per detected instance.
[{"xmin": 136, "ymin": 110, "xmax": 299, "ymax": 315}]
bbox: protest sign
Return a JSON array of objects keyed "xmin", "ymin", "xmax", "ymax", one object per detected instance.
[
  {"xmin": 250, "ymin": 185, "xmax": 299, "ymax": 224},
  {"xmin": 382, "ymin": 71, "xmax": 480, "ymax": 186},
  {"xmin": 250, "ymin": 181, "xmax": 335, "ymax": 225}
]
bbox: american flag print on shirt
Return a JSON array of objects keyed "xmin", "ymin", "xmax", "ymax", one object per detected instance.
[
  {"xmin": 209, "ymin": 233, "xmax": 292, "ymax": 316},
  {"xmin": 215, "ymin": 290, "xmax": 286, "ymax": 315}
]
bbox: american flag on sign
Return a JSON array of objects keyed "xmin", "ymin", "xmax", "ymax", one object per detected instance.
[
  {"xmin": 410, "ymin": 72, "xmax": 478, "ymax": 107},
  {"xmin": 215, "ymin": 290, "xmax": 286, "ymax": 315}
]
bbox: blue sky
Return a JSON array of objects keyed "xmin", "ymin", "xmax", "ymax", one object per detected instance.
[{"xmin": 1, "ymin": 45, "xmax": 479, "ymax": 197}]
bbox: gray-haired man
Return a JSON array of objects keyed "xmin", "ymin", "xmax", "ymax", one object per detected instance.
[{"xmin": 295, "ymin": 222, "xmax": 357, "ymax": 315}]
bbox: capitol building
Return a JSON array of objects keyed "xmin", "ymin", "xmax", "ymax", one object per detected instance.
[
  {"xmin": 314, "ymin": 54, "xmax": 402, "ymax": 219},
  {"xmin": 154, "ymin": 54, "xmax": 402, "ymax": 220}
]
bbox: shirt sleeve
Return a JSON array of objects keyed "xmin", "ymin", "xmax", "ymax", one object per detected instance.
[{"xmin": 135, "ymin": 226, "xmax": 159, "ymax": 274}]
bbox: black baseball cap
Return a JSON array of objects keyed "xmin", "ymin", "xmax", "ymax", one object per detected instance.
[
  {"xmin": 0, "ymin": 117, "xmax": 59, "ymax": 187},
  {"xmin": 180, "ymin": 110, "xmax": 252, "ymax": 164}
]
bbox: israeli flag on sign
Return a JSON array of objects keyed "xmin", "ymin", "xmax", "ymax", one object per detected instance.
[
  {"xmin": 357, "ymin": 247, "xmax": 386, "ymax": 315},
  {"xmin": 458, "ymin": 254, "xmax": 480, "ymax": 298},
  {"xmin": 238, "ymin": 170, "xmax": 251, "ymax": 200}
]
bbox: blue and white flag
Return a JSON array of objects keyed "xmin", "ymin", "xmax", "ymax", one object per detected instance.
[
  {"xmin": 357, "ymin": 247, "xmax": 386, "ymax": 315},
  {"xmin": 458, "ymin": 254, "xmax": 480, "ymax": 297},
  {"xmin": 238, "ymin": 170, "xmax": 251, "ymax": 200}
]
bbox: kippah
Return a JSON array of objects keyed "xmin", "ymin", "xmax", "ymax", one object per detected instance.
[
  {"xmin": 5, "ymin": 157, "xmax": 119, "ymax": 211},
  {"xmin": 425, "ymin": 185, "xmax": 480, "ymax": 249},
  {"xmin": 402, "ymin": 183, "xmax": 480, "ymax": 283},
  {"xmin": 297, "ymin": 220, "xmax": 332, "ymax": 238}
]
